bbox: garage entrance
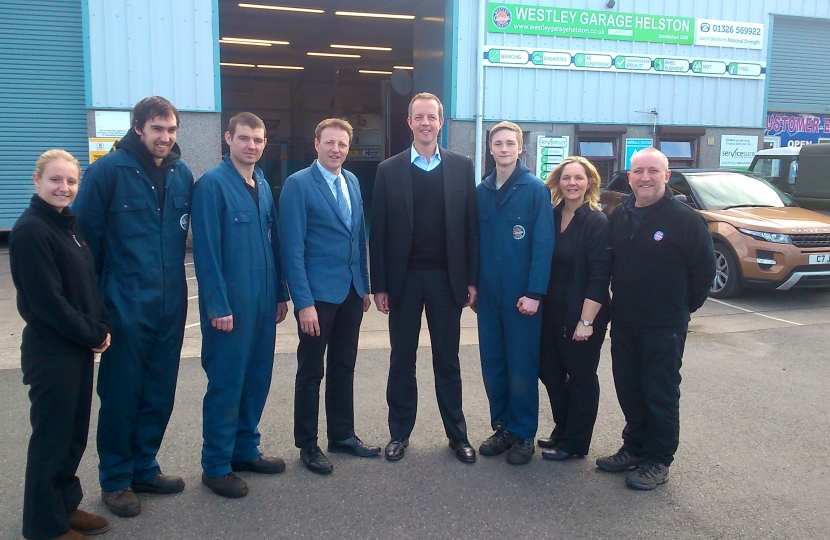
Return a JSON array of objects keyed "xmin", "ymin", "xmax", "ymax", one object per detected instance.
[{"xmin": 217, "ymin": 0, "xmax": 445, "ymax": 214}]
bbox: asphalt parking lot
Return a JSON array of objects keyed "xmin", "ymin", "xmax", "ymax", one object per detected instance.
[{"xmin": 1, "ymin": 237, "xmax": 829, "ymax": 539}]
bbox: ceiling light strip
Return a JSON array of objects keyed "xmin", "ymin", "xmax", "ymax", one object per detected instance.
[
  {"xmin": 238, "ymin": 3, "xmax": 324, "ymax": 14},
  {"xmin": 393, "ymin": 66, "xmax": 414, "ymax": 70},
  {"xmin": 220, "ymin": 62, "xmax": 257, "ymax": 68},
  {"xmin": 219, "ymin": 39, "xmax": 271, "ymax": 47},
  {"xmin": 258, "ymin": 64, "xmax": 304, "ymax": 70},
  {"xmin": 307, "ymin": 52, "xmax": 361, "ymax": 58},
  {"xmin": 335, "ymin": 10, "xmax": 414, "ymax": 20},
  {"xmin": 331, "ymin": 44, "xmax": 392, "ymax": 51},
  {"xmin": 359, "ymin": 70, "xmax": 393, "ymax": 74},
  {"xmin": 222, "ymin": 37, "xmax": 289, "ymax": 45}
]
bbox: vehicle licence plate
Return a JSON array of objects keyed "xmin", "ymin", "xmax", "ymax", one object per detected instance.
[{"xmin": 808, "ymin": 253, "xmax": 830, "ymax": 264}]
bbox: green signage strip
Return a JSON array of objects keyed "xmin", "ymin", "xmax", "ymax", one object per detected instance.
[
  {"xmin": 484, "ymin": 46, "xmax": 766, "ymax": 80},
  {"xmin": 489, "ymin": 3, "xmax": 694, "ymax": 44}
]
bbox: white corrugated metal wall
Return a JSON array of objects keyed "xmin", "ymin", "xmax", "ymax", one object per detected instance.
[
  {"xmin": 454, "ymin": 0, "xmax": 830, "ymax": 127},
  {"xmin": 86, "ymin": 0, "xmax": 218, "ymax": 111}
]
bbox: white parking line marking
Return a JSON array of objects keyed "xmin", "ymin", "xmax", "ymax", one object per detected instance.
[
  {"xmin": 708, "ymin": 298, "xmax": 802, "ymax": 326},
  {"xmin": 185, "ymin": 322, "xmax": 200, "ymax": 329}
]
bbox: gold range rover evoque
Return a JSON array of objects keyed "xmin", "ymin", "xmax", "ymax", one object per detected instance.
[{"xmin": 600, "ymin": 169, "xmax": 830, "ymax": 298}]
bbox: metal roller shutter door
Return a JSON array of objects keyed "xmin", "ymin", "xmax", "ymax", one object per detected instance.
[
  {"xmin": 0, "ymin": 0, "xmax": 87, "ymax": 230},
  {"xmin": 768, "ymin": 15, "xmax": 830, "ymax": 114}
]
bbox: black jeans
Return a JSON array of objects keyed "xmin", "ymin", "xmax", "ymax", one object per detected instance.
[
  {"xmin": 22, "ymin": 349, "xmax": 94, "ymax": 540},
  {"xmin": 610, "ymin": 323, "xmax": 687, "ymax": 466},
  {"xmin": 539, "ymin": 312, "xmax": 607, "ymax": 456},
  {"xmin": 294, "ymin": 286, "xmax": 364, "ymax": 448},
  {"xmin": 387, "ymin": 268, "xmax": 467, "ymax": 442}
]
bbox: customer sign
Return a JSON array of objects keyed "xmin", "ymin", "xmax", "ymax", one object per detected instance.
[{"xmin": 488, "ymin": 3, "xmax": 764, "ymax": 49}]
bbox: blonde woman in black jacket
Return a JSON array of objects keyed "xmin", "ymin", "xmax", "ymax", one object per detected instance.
[
  {"xmin": 10, "ymin": 150, "xmax": 112, "ymax": 540},
  {"xmin": 537, "ymin": 156, "xmax": 611, "ymax": 462}
]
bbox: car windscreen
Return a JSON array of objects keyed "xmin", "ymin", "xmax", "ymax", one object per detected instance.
[{"xmin": 684, "ymin": 172, "xmax": 792, "ymax": 210}]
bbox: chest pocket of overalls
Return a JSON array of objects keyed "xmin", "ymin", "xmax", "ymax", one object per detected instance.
[
  {"xmin": 173, "ymin": 196, "xmax": 190, "ymax": 231},
  {"xmin": 506, "ymin": 210, "xmax": 530, "ymax": 241},
  {"xmin": 110, "ymin": 197, "xmax": 150, "ymax": 239}
]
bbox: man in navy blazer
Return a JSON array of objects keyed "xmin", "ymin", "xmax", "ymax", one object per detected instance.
[{"xmin": 279, "ymin": 118, "xmax": 379, "ymax": 475}]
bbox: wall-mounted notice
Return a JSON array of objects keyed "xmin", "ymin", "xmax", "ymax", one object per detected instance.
[
  {"xmin": 89, "ymin": 138, "xmax": 118, "ymax": 163},
  {"xmin": 536, "ymin": 135, "xmax": 569, "ymax": 179},
  {"xmin": 94, "ymin": 111, "xmax": 130, "ymax": 138},
  {"xmin": 720, "ymin": 135, "xmax": 759, "ymax": 168},
  {"xmin": 624, "ymin": 138, "xmax": 653, "ymax": 169}
]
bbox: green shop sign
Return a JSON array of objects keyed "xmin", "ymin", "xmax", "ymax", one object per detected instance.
[{"xmin": 489, "ymin": 3, "xmax": 694, "ymax": 45}]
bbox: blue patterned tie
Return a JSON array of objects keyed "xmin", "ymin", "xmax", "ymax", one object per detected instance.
[{"xmin": 335, "ymin": 174, "xmax": 351, "ymax": 229}]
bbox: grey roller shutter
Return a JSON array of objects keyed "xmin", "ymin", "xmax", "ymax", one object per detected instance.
[
  {"xmin": 768, "ymin": 15, "xmax": 830, "ymax": 114},
  {"xmin": 0, "ymin": 0, "xmax": 87, "ymax": 230}
]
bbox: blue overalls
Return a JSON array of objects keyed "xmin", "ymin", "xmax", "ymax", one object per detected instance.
[
  {"xmin": 191, "ymin": 156, "xmax": 289, "ymax": 478},
  {"xmin": 74, "ymin": 147, "xmax": 193, "ymax": 492},
  {"xmin": 476, "ymin": 163, "xmax": 555, "ymax": 439}
]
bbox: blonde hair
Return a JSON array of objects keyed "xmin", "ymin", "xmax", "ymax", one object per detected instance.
[
  {"xmin": 489, "ymin": 121, "xmax": 523, "ymax": 149},
  {"xmin": 545, "ymin": 156, "xmax": 601, "ymax": 211},
  {"xmin": 34, "ymin": 149, "xmax": 80, "ymax": 178},
  {"xmin": 315, "ymin": 118, "xmax": 354, "ymax": 141}
]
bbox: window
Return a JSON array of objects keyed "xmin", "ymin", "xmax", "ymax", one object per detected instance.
[
  {"xmin": 577, "ymin": 138, "xmax": 619, "ymax": 184},
  {"xmin": 659, "ymin": 139, "xmax": 697, "ymax": 168}
]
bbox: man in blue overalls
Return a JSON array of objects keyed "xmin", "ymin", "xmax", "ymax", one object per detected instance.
[
  {"xmin": 74, "ymin": 96, "xmax": 193, "ymax": 517},
  {"xmin": 191, "ymin": 112, "xmax": 290, "ymax": 498},
  {"xmin": 475, "ymin": 121, "xmax": 555, "ymax": 465}
]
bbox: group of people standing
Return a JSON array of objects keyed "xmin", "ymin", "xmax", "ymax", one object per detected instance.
[{"xmin": 10, "ymin": 92, "xmax": 715, "ymax": 540}]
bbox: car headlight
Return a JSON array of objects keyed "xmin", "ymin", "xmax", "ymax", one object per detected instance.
[{"xmin": 737, "ymin": 228, "xmax": 792, "ymax": 244}]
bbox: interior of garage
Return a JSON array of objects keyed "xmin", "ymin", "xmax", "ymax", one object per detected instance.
[{"xmin": 217, "ymin": 0, "xmax": 445, "ymax": 211}]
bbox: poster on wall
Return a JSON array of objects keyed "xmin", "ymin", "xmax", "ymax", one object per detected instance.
[
  {"xmin": 624, "ymin": 138, "xmax": 653, "ymax": 169},
  {"xmin": 484, "ymin": 46, "xmax": 765, "ymax": 80},
  {"xmin": 765, "ymin": 113, "xmax": 830, "ymax": 148},
  {"xmin": 536, "ymin": 135, "xmax": 569, "ymax": 179},
  {"xmin": 89, "ymin": 138, "xmax": 118, "ymax": 163},
  {"xmin": 94, "ymin": 111, "xmax": 130, "ymax": 138},
  {"xmin": 487, "ymin": 3, "xmax": 764, "ymax": 49},
  {"xmin": 719, "ymin": 135, "xmax": 759, "ymax": 169}
]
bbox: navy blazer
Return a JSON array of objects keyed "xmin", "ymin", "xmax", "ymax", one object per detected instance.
[{"xmin": 279, "ymin": 161, "xmax": 369, "ymax": 310}]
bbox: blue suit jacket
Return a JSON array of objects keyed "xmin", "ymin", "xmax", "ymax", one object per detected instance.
[{"xmin": 279, "ymin": 161, "xmax": 369, "ymax": 310}]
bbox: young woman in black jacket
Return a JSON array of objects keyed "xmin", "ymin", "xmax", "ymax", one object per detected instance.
[
  {"xmin": 538, "ymin": 156, "xmax": 611, "ymax": 461},
  {"xmin": 10, "ymin": 150, "xmax": 112, "ymax": 540}
]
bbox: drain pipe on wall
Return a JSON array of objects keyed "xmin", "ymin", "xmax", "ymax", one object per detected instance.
[{"xmin": 473, "ymin": 0, "xmax": 485, "ymax": 184}]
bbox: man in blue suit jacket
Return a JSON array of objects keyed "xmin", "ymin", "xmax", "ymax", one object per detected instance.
[{"xmin": 279, "ymin": 118, "xmax": 379, "ymax": 475}]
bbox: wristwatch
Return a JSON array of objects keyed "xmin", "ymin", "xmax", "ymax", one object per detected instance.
[{"xmin": 580, "ymin": 319, "xmax": 593, "ymax": 327}]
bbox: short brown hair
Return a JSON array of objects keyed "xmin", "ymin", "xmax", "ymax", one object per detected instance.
[
  {"xmin": 489, "ymin": 121, "xmax": 523, "ymax": 149},
  {"xmin": 408, "ymin": 92, "xmax": 444, "ymax": 120},
  {"xmin": 133, "ymin": 96, "xmax": 180, "ymax": 129},
  {"xmin": 315, "ymin": 118, "xmax": 353, "ymax": 141},
  {"xmin": 546, "ymin": 156, "xmax": 602, "ymax": 211},
  {"xmin": 34, "ymin": 149, "xmax": 80, "ymax": 178},
  {"xmin": 228, "ymin": 112, "xmax": 266, "ymax": 137}
]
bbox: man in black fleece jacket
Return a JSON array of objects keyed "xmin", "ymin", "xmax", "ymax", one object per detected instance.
[{"xmin": 597, "ymin": 148, "xmax": 715, "ymax": 490}]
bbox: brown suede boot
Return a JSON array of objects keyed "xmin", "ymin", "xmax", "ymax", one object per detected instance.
[
  {"xmin": 68, "ymin": 509, "xmax": 110, "ymax": 535},
  {"xmin": 52, "ymin": 530, "xmax": 92, "ymax": 540}
]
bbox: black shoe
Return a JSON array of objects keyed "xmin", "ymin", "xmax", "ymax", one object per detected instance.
[
  {"xmin": 328, "ymin": 436, "xmax": 381, "ymax": 457},
  {"xmin": 131, "ymin": 474, "xmax": 185, "ymax": 494},
  {"xmin": 506, "ymin": 438, "xmax": 535, "ymax": 465},
  {"xmin": 479, "ymin": 428, "xmax": 517, "ymax": 457},
  {"xmin": 231, "ymin": 454, "xmax": 286, "ymax": 474},
  {"xmin": 541, "ymin": 447, "xmax": 586, "ymax": 461},
  {"xmin": 596, "ymin": 447, "xmax": 645, "ymax": 473},
  {"xmin": 448, "ymin": 439, "xmax": 477, "ymax": 463},
  {"xmin": 201, "ymin": 472, "xmax": 248, "ymax": 498},
  {"xmin": 101, "ymin": 488, "xmax": 141, "ymax": 518},
  {"xmin": 300, "ymin": 446, "xmax": 333, "ymax": 475},
  {"xmin": 537, "ymin": 430, "xmax": 560, "ymax": 449},
  {"xmin": 385, "ymin": 438, "xmax": 409, "ymax": 461}
]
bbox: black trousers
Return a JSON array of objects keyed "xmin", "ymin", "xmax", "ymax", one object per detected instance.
[
  {"xmin": 294, "ymin": 286, "xmax": 364, "ymax": 448},
  {"xmin": 387, "ymin": 268, "xmax": 467, "ymax": 442},
  {"xmin": 539, "ymin": 311, "xmax": 606, "ymax": 455},
  {"xmin": 21, "ymin": 349, "xmax": 94, "ymax": 540},
  {"xmin": 610, "ymin": 323, "xmax": 687, "ymax": 466}
]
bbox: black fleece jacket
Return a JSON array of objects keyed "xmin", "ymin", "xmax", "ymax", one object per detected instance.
[
  {"xmin": 544, "ymin": 202, "xmax": 612, "ymax": 328},
  {"xmin": 609, "ymin": 191, "xmax": 715, "ymax": 328},
  {"xmin": 10, "ymin": 195, "xmax": 111, "ymax": 355}
]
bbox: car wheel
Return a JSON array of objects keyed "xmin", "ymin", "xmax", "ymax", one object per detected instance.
[{"xmin": 711, "ymin": 242, "xmax": 743, "ymax": 299}]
